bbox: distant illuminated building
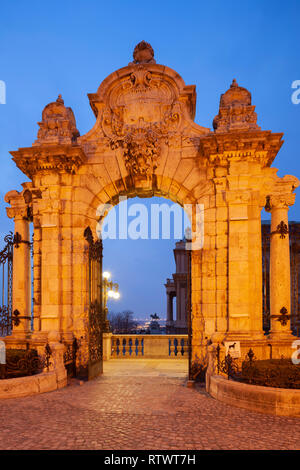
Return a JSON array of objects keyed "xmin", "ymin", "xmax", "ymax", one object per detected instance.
[{"xmin": 165, "ymin": 239, "xmax": 189, "ymax": 334}]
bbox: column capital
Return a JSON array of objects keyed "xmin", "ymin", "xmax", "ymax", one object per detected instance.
[
  {"xmin": 266, "ymin": 175, "xmax": 300, "ymax": 211},
  {"xmin": 5, "ymin": 190, "xmax": 31, "ymax": 220}
]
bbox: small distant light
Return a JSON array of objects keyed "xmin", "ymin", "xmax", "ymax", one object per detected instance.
[
  {"xmin": 103, "ymin": 271, "xmax": 111, "ymax": 279},
  {"xmin": 114, "ymin": 292, "xmax": 120, "ymax": 299},
  {"xmin": 108, "ymin": 290, "xmax": 115, "ymax": 298}
]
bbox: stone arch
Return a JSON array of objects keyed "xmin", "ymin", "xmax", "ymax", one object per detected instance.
[{"xmin": 5, "ymin": 41, "xmax": 300, "ymax": 381}]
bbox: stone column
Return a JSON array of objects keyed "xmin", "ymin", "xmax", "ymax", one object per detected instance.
[
  {"xmin": 166, "ymin": 292, "xmax": 173, "ymax": 323},
  {"xmin": 5, "ymin": 191, "xmax": 32, "ymax": 338},
  {"xmin": 269, "ymin": 193, "xmax": 294, "ymax": 336}
]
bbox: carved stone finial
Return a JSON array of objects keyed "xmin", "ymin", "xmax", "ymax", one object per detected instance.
[
  {"xmin": 33, "ymin": 95, "xmax": 80, "ymax": 146},
  {"xmin": 132, "ymin": 41, "xmax": 156, "ymax": 64},
  {"xmin": 213, "ymin": 79, "xmax": 260, "ymax": 133}
]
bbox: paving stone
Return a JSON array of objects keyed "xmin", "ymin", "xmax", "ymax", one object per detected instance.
[{"xmin": 0, "ymin": 360, "xmax": 299, "ymax": 450}]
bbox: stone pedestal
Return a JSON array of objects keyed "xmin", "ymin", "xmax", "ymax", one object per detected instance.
[{"xmin": 103, "ymin": 332, "xmax": 112, "ymax": 360}]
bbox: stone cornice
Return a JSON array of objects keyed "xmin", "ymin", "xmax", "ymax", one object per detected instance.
[
  {"xmin": 199, "ymin": 131, "xmax": 284, "ymax": 168},
  {"xmin": 10, "ymin": 144, "xmax": 87, "ymax": 179}
]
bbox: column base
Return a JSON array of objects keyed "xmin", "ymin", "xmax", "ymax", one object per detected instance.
[
  {"xmin": 224, "ymin": 330, "xmax": 266, "ymax": 342},
  {"xmin": 166, "ymin": 321, "xmax": 174, "ymax": 334},
  {"xmin": 30, "ymin": 331, "xmax": 50, "ymax": 344},
  {"xmin": 267, "ymin": 330, "xmax": 293, "ymax": 341},
  {"xmin": 61, "ymin": 331, "xmax": 75, "ymax": 343},
  {"xmin": 9, "ymin": 330, "xmax": 32, "ymax": 341}
]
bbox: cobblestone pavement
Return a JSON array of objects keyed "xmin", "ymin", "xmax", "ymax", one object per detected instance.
[{"xmin": 0, "ymin": 359, "xmax": 300, "ymax": 450}]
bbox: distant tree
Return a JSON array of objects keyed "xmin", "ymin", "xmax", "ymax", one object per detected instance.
[{"xmin": 108, "ymin": 310, "xmax": 137, "ymax": 333}]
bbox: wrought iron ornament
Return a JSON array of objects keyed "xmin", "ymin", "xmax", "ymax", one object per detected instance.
[
  {"xmin": 89, "ymin": 300, "xmax": 103, "ymax": 364},
  {"xmin": 0, "ymin": 343, "xmax": 52, "ymax": 380},
  {"xmin": 63, "ymin": 337, "xmax": 79, "ymax": 377},
  {"xmin": 0, "ymin": 233, "xmax": 13, "ymax": 336},
  {"xmin": 271, "ymin": 221, "xmax": 289, "ymax": 239},
  {"xmin": 271, "ymin": 306, "xmax": 290, "ymax": 326},
  {"xmin": 84, "ymin": 226, "xmax": 104, "ymax": 377},
  {"xmin": 216, "ymin": 346, "xmax": 300, "ymax": 388}
]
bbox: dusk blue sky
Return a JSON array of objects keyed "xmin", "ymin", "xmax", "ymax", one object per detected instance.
[{"xmin": 0, "ymin": 1, "xmax": 299, "ymax": 319}]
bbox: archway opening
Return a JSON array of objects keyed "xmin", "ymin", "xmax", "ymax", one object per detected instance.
[{"xmin": 99, "ymin": 195, "xmax": 192, "ymax": 378}]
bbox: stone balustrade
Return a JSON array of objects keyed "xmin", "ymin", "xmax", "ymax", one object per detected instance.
[{"xmin": 108, "ymin": 334, "xmax": 189, "ymax": 359}]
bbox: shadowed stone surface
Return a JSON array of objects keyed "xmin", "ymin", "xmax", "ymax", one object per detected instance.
[{"xmin": 0, "ymin": 360, "xmax": 299, "ymax": 450}]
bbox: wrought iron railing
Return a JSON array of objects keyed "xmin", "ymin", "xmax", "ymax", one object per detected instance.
[
  {"xmin": 0, "ymin": 233, "xmax": 13, "ymax": 337},
  {"xmin": 0, "ymin": 343, "xmax": 52, "ymax": 380},
  {"xmin": 216, "ymin": 345, "xmax": 300, "ymax": 389},
  {"xmin": 63, "ymin": 337, "xmax": 79, "ymax": 377}
]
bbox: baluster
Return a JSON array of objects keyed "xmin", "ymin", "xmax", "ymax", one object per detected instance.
[
  {"xmin": 141, "ymin": 338, "xmax": 144, "ymax": 356},
  {"xmin": 122, "ymin": 338, "xmax": 126, "ymax": 357},
  {"xmin": 174, "ymin": 338, "xmax": 178, "ymax": 356},
  {"xmin": 180, "ymin": 338, "xmax": 184, "ymax": 356},
  {"xmin": 169, "ymin": 338, "xmax": 175, "ymax": 357},
  {"xmin": 135, "ymin": 338, "xmax": 139, "ymax": 356}
]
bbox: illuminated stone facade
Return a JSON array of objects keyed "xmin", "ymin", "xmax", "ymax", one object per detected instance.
[{"xmin": 3, "ymin": 41, "xmax": 300, "ymax": 376}]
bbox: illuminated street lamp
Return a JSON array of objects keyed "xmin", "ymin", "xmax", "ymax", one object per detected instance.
[{"xmin": 102, "ymin": 271, "xmax": 120, "ymax": 332}]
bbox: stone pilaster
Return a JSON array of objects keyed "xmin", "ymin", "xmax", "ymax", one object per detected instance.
[
  {"xmin": 225, "ymin": 164, "xmax": 265, "ymax": 341},
  {"xmin": 39, "ymin": 210, "xmax": 62, "ymax": 335}
]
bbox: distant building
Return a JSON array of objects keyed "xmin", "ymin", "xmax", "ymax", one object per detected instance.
[{"xmin": 165, "ymin": 239, "xmax": 189, "ymax": 334}]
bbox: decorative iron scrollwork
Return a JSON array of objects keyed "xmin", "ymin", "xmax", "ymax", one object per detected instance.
[
  {"xmin": 216, "ymin": 346, "xmax": 256, "ymax": 382},
  {"xmin": 0, "ymin": 233, "xmax": 14, "ymax": 336},
  {"xmin": 271, "ymin": 221, "xmax": 289, "ymax": 239},
  {"xmin": 89, "ymin": 300, "xmax": 103, "ymax": 364},
  {"xmin": 63, "ymin": 337, "xmax": 79, "ymax": 377},
  {"xmin": 271, "ymin": 306, "xmax": 290, "ymax": 326},
  {"xmin": 84, "ymin": 226, "xmax": 93, "ymax": 245},
  {"xmin": 216, "ymin": 346, "xmax": 300, "ymax": 388},
  {"xmin": 0, "ymin": 233, "xmax": 13, "ymax": 263},
  {"xmin": 12, "ymin": 309, "xmax": 31, "ymax": 327},
  {"xmin": 264, "ymin": 195, "xmax": 271, "ymax": 212},
  {"xmin": 84, "ymin": 226, "xmax": 104, "ymax": 376},
  {"xmin": 84, "ymin": 226, "xmax": 103, "ymax": 260},
  {"xmin": 0, "ymin": 306, "xmax": 10, "ymax": 337},
  {"xmin": 13, "ymin": 232, "xmax": 31, "ymax": 249},
  {"xmin": 0, "ymin": 343, "xmax": 52, "ymax": 379}
]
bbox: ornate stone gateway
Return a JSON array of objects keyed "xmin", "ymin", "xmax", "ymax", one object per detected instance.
[{"xmin": 3, "ymin": 41, "xmax": 300, "ymax": 378}]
